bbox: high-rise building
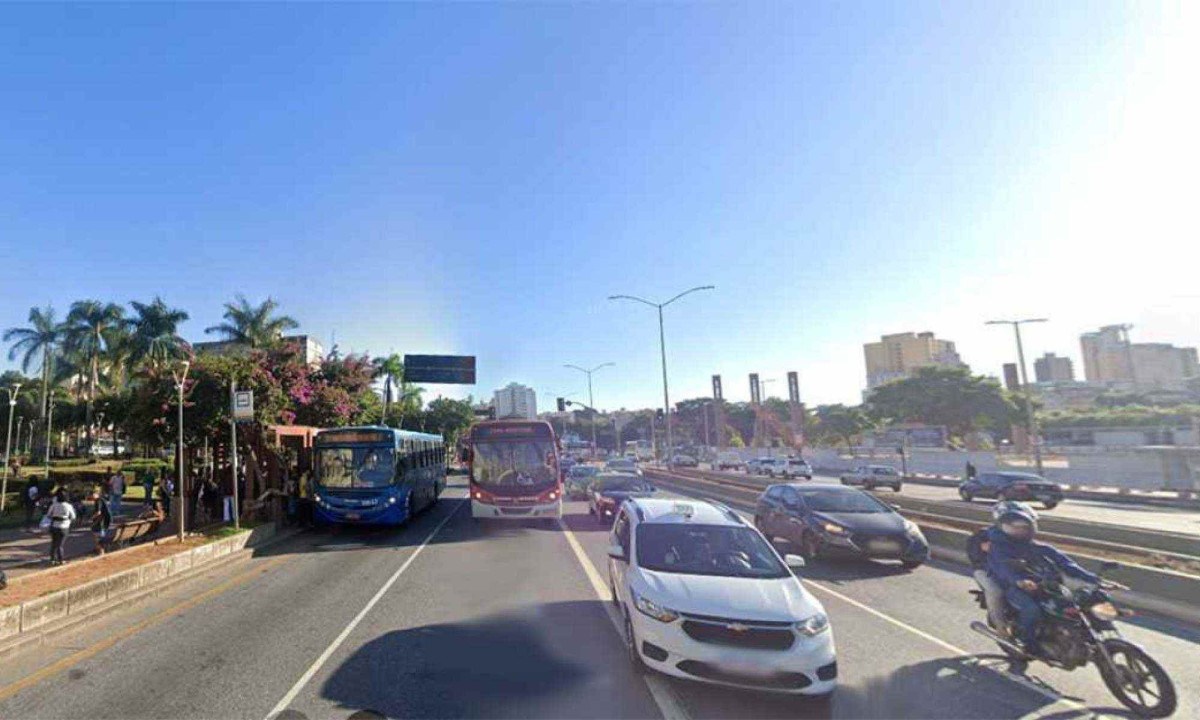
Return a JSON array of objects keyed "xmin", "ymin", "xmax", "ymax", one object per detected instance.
[
  {"xmin": 1079, "ymin": 325, "xmax": 1198, "ymax": 390},
  {"xmin": 1034, "ymin": 353, "xmax": 1075, "ymax": 383},
  {"xmin": 863, "ymin": 331, "xmax": 966, "ymax": 389},
  {"xmin": 493, "ymin": 383, "xmax": 537, "ymax": 420}
]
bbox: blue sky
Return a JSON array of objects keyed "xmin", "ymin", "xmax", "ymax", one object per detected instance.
[{"xmin": 1, "ymin": 3, "xmax": 1196, "ymax": 410}]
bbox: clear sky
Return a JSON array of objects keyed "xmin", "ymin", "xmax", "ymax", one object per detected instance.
[{"xmin": 1, "ymin": 2, "xmax": 1196, "ymax": 410}]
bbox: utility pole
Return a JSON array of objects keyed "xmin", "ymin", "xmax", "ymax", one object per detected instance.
[
  {"xmin": 564, "ymin": 363, "xmax": 614, "ymax": 459},
  {"xmin": 172, "ymin": 361, "xmax": 190, "ymax": 541},
  {"xmin": 230, "ymin": 379, "xmax": 240, "ymax": 530},
  {"xmin": 986, "ymin": 318, "xmax": 1047, "ymax": 474},
  {"xmin": 1, "ymin": 383, "xmax": 22, "ymax": 512},
  {"xmin": 609, "ymin": 285, "xmax": 715, "ymax": 466}
]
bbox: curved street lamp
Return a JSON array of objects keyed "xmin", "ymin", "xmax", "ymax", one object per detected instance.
[
  {"xmin": 609, "ymin": 285, "xmax": 715, "ymax": 464},
  {"xmin": 1, "ymin": 383, "xmax": 22, "ymax": 512},
  {"xmin": 564, "ymin": 363, "xmax": 615, "ymax": 457}
]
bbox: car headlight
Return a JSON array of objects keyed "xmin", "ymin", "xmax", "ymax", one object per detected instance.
[
  {"xmin": 1090, "ymin": 601, "xmax": 1119, "ymax": 621},
  {"xmin": 387, "ymin": 496, "xmax": 397, "ymax": 505},
  {"xmin": 313, "ymin": 494, "xmax": 322, "ymax": 504},
  {"xmin": 822, "ymin": 522, "xmax": 847, "ymax": 535},
  {"xmin": 633, "ymin": 590, "xmax": 679, "ymax": 623},
  {"xmin": 902, "ymin": 519, "xmax": 921, "ymax": 535},
  {"xmin": 796, "ymin": 613, "xmax": 830, "ymax": 636}
]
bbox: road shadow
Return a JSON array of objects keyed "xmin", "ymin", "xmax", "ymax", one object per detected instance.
[
  {"xmin": 318, "ymin": 600, "xmax": 657, "ymax": 719},
  {"xmin": 560, "ymin": 510, "xmax": 613, "ymax": 534}
]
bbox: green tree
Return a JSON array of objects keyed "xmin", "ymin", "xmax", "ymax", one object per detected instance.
[
  {"xmin": 204, "ymin": 295, "xmax": 299, "ymax": 348},
  {"xmin": 419, "ymin": 397, "xmax": 475, "ymax": 445},
  {"xmin": 127, "ymin": 297, "xmax": 191, "ymax": 369},
  {"xmin": 866, "ymin": 366, "xmax": 1019, "ymax": 440},
  {"xmin": 64, "ymin": 300, "xmax": 126, "ymax": 453},
  {"xmin": 810, "ymin": 404, "xmax": 874, "ymax": 449},
  {"xmin": 3, "ymin": 306, "xmax": 61, "ymax": 440}
]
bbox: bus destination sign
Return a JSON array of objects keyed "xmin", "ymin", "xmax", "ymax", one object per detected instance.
[
  {"xmin": 471, "ymin": 422, "xmax": 552, "ymax": 441},
  {"xmin": 315, "ymin": 429, "xmax": 393, "ymax": 445}
]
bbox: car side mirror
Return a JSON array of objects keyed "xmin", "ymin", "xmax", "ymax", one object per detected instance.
[
  {"xmin": 890, "ymin": 503, "xmax": 901, "ymax": 511},
  {"xmin": 784, "ymin": 554, "xmax": 806, "ymax": 569},
  {"xmin": 607, "ymin": 543, "xmax": 627, "ymax": 562}
]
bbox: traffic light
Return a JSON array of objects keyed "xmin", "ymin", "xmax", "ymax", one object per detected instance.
[
  {"xmin": 655, "ymin": 408, "xmax": 664, "ymax": 421},
  {"xmin": 557, "ymin": 397, "xmax": 566, "ymax": 412}
]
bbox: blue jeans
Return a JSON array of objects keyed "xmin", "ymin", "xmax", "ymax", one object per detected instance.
[
  {"xmin": 110, "ymin": 493, "xmax": 123, "ymax": 517},
  {"xmin": 1005, "ymin": 586, "xmax": 1042, "ymax": 649}
]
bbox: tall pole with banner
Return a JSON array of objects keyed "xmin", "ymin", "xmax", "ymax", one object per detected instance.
[
  {"xmin": 749, "ymin": 373, "xmax": 761, "ymax": 447},
  {"xmin": 787, "ymin": 371, "xmax": 805, "ymax": 450},
  {"xmin": 711, "ymin": 375, "xmax": 724, "ymax": 449}
]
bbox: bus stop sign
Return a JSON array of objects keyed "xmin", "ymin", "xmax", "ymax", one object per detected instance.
[{"xmin": 403, "ymin": 355, "xmax": 476, "ymax": 384}]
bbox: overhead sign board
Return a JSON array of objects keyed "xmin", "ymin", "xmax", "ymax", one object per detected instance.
[
  {"xmin": 233, "ymin": 390, "xmax": 254, "ymax": 421},
  {"xmin": 712, "ymin": 374, "xmax": 723, "ymax": 401},
  {"xmin": 403, "ymin": 355, "xmax": 476, "ymax": 384},
  {"xmin": 749, "ymin": 373, "xmax": 761, "ymax": 405},
  {"xmin": 787, "ymin": 371, "xmax": 800, "ymax": 404}
]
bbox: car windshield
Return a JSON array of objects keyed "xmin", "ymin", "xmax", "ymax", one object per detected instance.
[
  {"xmin": 636, "ymin": 524, "xmax": 789, "ymax": 579},
  {"xmin": 606, "ymin": 460, "xmax": 636, "ymax": 471},
  {"xmin": 316, "ymin": 446, "xmax": 395, "ymax": 489},
  {"xmin": 569, "ymin": 466, "xmax": 599, "ymax": 478},
  {"xmin": 789, "ymin": 460, "xmax": 808, "ymax": 466},
  {"xmin": 872, "ymin": 467, "xmax": 897, "ymax": 475},
  {"xmin": 592, "ymin": 476, "xmax": 652, "ymax": 493},
  {"xmin": 471, "ymin": 441, "xmax": 557, "ymax": 489},
  {"xmin": 802, "ymin": 489, "xmax": 890, "ymax": 513}
]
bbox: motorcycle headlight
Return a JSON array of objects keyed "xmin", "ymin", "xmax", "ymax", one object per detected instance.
[
  {"xmin": 1089, "ymin": 601, "xmax": 1119, "ymax": 621},
  {"xmin": 796, "ymin": 613, "xmax": 830, "ymax": 636},
  {"xmin": 633, "ymin": 590, "xmax": 679, "ymax": 623},
  {"xmin": 822, "ymin": 522, "xmax": 847, "ymax": 535}
]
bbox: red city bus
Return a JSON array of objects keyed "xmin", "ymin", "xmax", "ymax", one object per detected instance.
[{"xmin": 462, "ymin": 420, "xmax": 562, "ymax": 521}]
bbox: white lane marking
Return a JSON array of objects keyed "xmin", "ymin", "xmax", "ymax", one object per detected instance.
[
  {"xmin": 557, "ymin": 518, "xmax": 690, "ymax": 720},
  {"xmin": 707, "ymin": 496, "xmax": 1092, "ymax": 716},
  {"xmin": 264, "ymin": 500, "xmax": 464, "ymax": 720}
]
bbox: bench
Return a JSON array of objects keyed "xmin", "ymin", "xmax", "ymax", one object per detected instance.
[{"xmin": 101, "ymin": 516, "xmax": 163, "ymax": 551}]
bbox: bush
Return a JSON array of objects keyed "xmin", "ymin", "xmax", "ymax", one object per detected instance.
[
  {"xmin": 122, "ymin": 459, "xmax": 170, "ymax": 473},
  {"xmin": 48, "ymin": 458, "xmax": 92, "ymax": 468}
]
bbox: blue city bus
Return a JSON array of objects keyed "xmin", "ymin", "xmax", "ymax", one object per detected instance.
[{"xmin": 312, "ymin": 426, "xmax": 446, "ymax": 526}]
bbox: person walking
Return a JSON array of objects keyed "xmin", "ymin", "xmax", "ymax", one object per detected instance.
[
  {"xmin": 23, "ymin": 479, "xmax": 40, "ymax": 529},
  {"xmin": 46, "ymin": 490, "xmax": 77, "ymax": 565},
  {"xmin": 90, "ymin": 489, "xmax": 113, "ymax": 555},
  {"xmin": 141, "ymin": 470, "xmax": 156, "ymax": 508},
  {"xmin": 159, "ymin": 475, "xmax": 172, "ymax": 519},
  {"xmin": 108, "ymin": 469, "xmax": 126, "ymax": 518}
]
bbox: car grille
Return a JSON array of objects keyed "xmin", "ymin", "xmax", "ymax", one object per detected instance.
[
  {"xmin": 850, "ymin": 533, "xmax": 905, "ymax": 556},
  {"xmin": 676, "ymin": 660, "xmax": 811, "ymax": 690},
  {"xmin": 681, "ymin": 620, "xmax": 795, "ymax": 651}
]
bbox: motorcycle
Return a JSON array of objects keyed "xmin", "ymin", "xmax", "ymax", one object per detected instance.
[{"xmin": 969, "ymin": 559, "xmax": 1177, "ymax": 718}]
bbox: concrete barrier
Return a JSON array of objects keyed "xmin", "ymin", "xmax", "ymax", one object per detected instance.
[
  {"xmin": 106, "ymin": 568, "xmax": 142, "ymax": 598},
  {"xmin": 0, "ymin": 605, "xmax": 21, "ymax": 642},
  {"xmin": 67, "ymin": 578, "xmax": 111, "ymax": 614},
  {"xmin": 20, "ymin": 591, "xmax": 68, "ymax": 632},
  {"xmin": 140, "ymin": 557, "xmax": 170, "ymax": 586}
]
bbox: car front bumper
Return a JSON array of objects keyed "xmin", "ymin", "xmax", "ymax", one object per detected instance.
[
  {"xmin": 631, "ymin": 612, "xmax": 837, "ymax": 695},
  {"xmin": 817, "ymin": 530, "xmax": 929, "ymax": 562}
]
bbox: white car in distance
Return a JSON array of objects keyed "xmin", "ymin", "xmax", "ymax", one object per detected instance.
[{"xmin": 606, "ymin": 498, "xmax": 837, "ymax": 699}]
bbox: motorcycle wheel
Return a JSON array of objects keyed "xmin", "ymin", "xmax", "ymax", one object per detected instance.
[{"xmin": 1097, "ymin": 638, "xmax": 1177, "ymax": 718}]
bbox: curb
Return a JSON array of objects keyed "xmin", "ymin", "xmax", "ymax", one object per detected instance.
[{"xmin": 0, "ymin": 524, "xmax": 298, "ymax": 660}]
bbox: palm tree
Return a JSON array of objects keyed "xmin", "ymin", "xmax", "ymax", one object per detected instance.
[
  {"xmin": 204, "ymin": 295, "xmax": 299, "ymax": 348},
  {"xmin": 3, "ymin": 306, "xmax": 60, "ymax": 453},
  {"xmin": 373, "ymin": 354, "xmax": 404, "ymax": 424},
  {"xmin": 128, "ymin": 297, "xmax": 191, "ymax": 369},
  {"xmin": 64, "ymin": 300, "xmax": 126, "ymax": 453}
]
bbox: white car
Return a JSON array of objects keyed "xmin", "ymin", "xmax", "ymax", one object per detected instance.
[
  {"xmin": 607, "ymin": 498, "xmax": 837, "ymax": 697},
  {"xmin": 756, "ymin": 457, "xmax": 812, "ymax": 479},
  {"xmin": 840, "ymin": 465, "xmax": 903, "ymax": 492},
  {"xmin": 715, "ymin": 452, "xmax": 745, "ymax": 471}
]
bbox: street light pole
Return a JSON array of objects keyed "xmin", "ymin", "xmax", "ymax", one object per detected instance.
[
  {"xmin": 1, "ymin": 383, "xmax": 22, "ymax": 512},
  {"xmin": 564, "ymin": 363, "xmax": 614, "ymax": 458},
  {"xmin": 609, "ymin": 285, "xmax": 715, "ymax": 466},
  {"xmin": 986, "ymin": 318, "xmax": 1047, "ymax": 475},
  {"xmin": 172, "ymin": 361, "xmax": 191, "ymax": 541}
]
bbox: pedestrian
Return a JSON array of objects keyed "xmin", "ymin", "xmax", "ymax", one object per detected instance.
[
  {"xmin": 142, "ymin": 470, "xmax": 155, "ymax": 508},
  {"xmin": 158, "ymin": 475, "xmax": 172, "ymax": 518},
  {"xmin": 23, "ymin": 479, "xmax": 40, "ymax": 529},
  {"xmin": 108, "ymin": 468, "xmax": 126, "ymax": 518},
  {"xmin": 965, "ymin": 461, "xmax": 977, "ymax": 480},
  {"xmin": 45, "ymin": 490, "xmax": 77, "ymax": 565},
  {"xmin": 90, "ymin": 489, "xmax": 113, "ymax": 555}
]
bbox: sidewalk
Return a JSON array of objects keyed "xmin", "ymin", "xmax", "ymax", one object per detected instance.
[{"xmin": 0, "ymin": 503, "xmax": 172, "ymax": 581}]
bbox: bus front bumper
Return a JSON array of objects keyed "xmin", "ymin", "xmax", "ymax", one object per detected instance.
[{"xmin": 472, "ymin": 500, "xmax": 561, "ymax": 519}]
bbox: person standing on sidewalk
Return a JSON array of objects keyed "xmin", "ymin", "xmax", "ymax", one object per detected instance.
[
  {"xmin": 159, "ymin": 473, "xmax": 173, "ymax": 519},
  {"xmin": 23, "ymin": 479, "xmax": 40, "ymax": 529},
  {"xmin": 108, "ymin": 469, "xmax": 126, "ymax": 518},
  {"xmin": 90, "ymin": 489, "xmax": 113, "ymax": 555},
  {"xmin": 46, "ymin": 490, "xmax": 77, "ymax": 565},
  {"xmin": 141, "ymin": 470, "xmax": 156, "ymax": 508}
]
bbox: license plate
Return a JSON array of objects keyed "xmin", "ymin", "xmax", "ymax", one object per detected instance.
[
  {"xmin": 718, "ymin": 661, "xmax": 775, "ymax": 679},
  {"xmin": 867, "ymin": 539, "xmax": 901, "ymax": 554},
  {"xmin": 344, "ymin": 512, "xmax": 360, "ymax": 520}
]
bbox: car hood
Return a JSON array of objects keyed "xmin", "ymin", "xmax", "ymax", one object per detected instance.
[
  {"xmin": 637, "ymin": 570, "xmax": 823, "ymax": 622},
  {"xmin": 814, "ymin": 511, "xmax": 905, "ymax": 534},
  {"xmin": 598, "ymin": 490, "xmax": 653, "ymax": 500}
]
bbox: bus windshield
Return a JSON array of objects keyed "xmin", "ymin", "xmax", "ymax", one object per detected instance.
[
  {"xmin": 316, "ymin": 446, "xmax": 396, "ymax": 489},
  {"xmin": 472, "ymin": 441, "xmax": 557, "ymax": 490}
]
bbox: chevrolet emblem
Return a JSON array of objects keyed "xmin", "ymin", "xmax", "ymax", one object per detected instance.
[{"xmin": 726, "ymin": 623, "xmax": 750, "ymax": 632}]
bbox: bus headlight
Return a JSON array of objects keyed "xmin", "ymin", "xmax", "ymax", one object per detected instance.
[
  {"xmin": 387, "ymin": 496, "xmax": 397, "ymax": 505},
  {"xmin": 314, "ymin": 494, "xmax": 322, "ymax": 505}
]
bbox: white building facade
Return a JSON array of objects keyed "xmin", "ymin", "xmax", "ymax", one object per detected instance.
[{"xmin": 493, "ymin": 383, "xmax": 538, "ymax": 420}]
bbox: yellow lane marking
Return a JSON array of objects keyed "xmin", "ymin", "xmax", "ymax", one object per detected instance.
[
  {"xmin": 557, "ymin": 518, "xmax": 690, "ymax": 720},
  {"xmin": 0, "ymin": 555, "xmax": 288, "ymax": 703}
]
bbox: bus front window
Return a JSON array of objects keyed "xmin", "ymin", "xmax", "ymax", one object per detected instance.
[
  {"xmin": 472, "ymin": 442, "xmax": 556, "ymax": 489},
  {"xmin": 317, "ymin": 446, "xmax": 396, "ymax": 488}
]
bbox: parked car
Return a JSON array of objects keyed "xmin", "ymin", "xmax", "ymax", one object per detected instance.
[
  {"xmin": 670, "ymin": 453, "xmax": 698, "ymax": 467},
  {"xmin": 715, "ymin": 452, "xmax": 745, "ymax": 471},
  {"xmin": 588, "ymin": 473, "xmax": 656, "ymax": 522},
  {"xmin": 566, "ymin": 465, "xmax": 601, "ymax": 499},
  {"xmin": 746, "ymin": 458, "xmax": 775, "ymax": 476},
  {"xmin": 840, "ymin": 465, "xmax": 903, "ymax": 492},
  {"xmin": 754, "ymin": 484, "xmax": 928, "ymax": 569},
  {"xmin": 958, "ymin": 471, "xmax": 1063, "ymax": 509},
  {"xmin": 606, "ymin": 497, "xmax": 837, "ymax": 697}
]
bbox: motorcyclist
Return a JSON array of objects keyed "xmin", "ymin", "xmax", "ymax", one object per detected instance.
[
  {"xmin": 968, "ymin": 501, "xmax": 1029, "ymax": 633},
  {"xmin": 985, "ymin": 504, "xmax": 1103, "ymax": 657}
]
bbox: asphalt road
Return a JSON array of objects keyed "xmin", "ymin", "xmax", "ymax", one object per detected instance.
[{"xmin": 0, "ymin": 476, "xmax": 1195, "ymax": 719}]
